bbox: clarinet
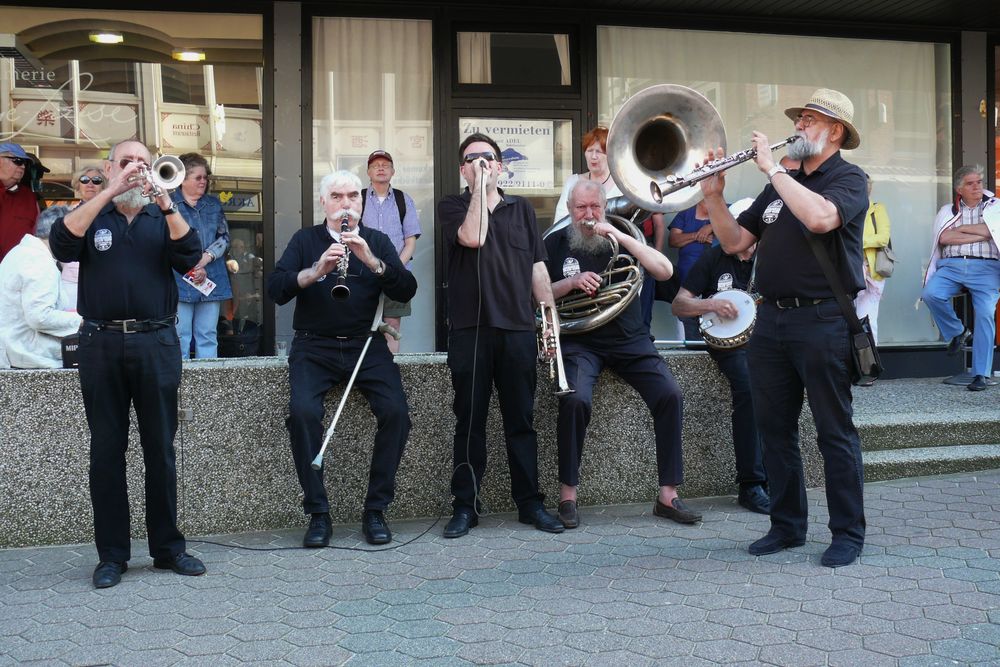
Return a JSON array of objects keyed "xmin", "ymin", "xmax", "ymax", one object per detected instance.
[{"xmin": 331, "ymin": 215, "xmax": 351, "ymax": 300}]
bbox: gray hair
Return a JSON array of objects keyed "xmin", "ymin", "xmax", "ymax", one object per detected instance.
[
  {"xmin": 568, "ymin": 178, "xmax": 607, "ymax": 210},
  {"xmin": 953, "ymin": 165, "xmax": 984, "ymax": 190},
  {"xmin": 35, "ymin": 205, "xmax": 70, "ymax": 240},
  {"xmin": 107, "ymin": 141, "xmax": 152, "ymax": 164},
  {"xmin": 71, "ymin": 164, "xmax": 105, "ymax": 192},
  {"xmin": 319, "ymin": 170, "xmax": 363, "ymax": 199}
]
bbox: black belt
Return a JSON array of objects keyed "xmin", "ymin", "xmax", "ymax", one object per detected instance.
[
  {"xmin": 298, "ymin": 331, "xmax": 368, "ymax": 341},
  {"xmin": 946, "ymin": 255, "xmax": 998, "ymax": 261},
  {"xmin": 772, "ymin": 297, "xmax": 837, "ymax": 309},
  {"xmin": 85, "ymin": 317, "xmax": 176, "ymax": 333}
]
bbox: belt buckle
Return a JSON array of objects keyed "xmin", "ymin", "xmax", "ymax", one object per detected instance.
[{"xmin": 121, "ymin": 319, "xmax": 139, "ymax": 334}]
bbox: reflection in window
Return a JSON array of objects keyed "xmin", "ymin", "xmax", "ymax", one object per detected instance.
[
  {"xmin": 161, "ymin": 62, "xmax": 206, "ymax": 105},
  {"xmin": 458, "ymin": 32, "xmax": 571, "ymax": 86},
  {"xmin": 213, "ymin": 63, "xmax": 262, "ymax": 111}
]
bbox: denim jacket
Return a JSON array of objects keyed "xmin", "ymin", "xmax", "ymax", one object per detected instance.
[{"xmin": 171, "ymin": 191, "xmax": 233, "ymax": 302}]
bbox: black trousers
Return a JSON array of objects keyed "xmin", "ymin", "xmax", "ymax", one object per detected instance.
[
  {"xmin": 557, "ymin": 335, "xmax": 683, "ymax": 488},
  {"xmin": 748, "ymin": 301, "xmax": 865, "ymax": 548},
  {"xmin": 707, "ymin": 346, "xmax": 767, "ymax": 488},
  {"xmin": 286, "ymin": 333, "xmax": 410, "ymax": 514},
  {"xmin": 78, "ymin": 324, "xmax": 186, "ymax": 563},
  {"xmin": 448, "ymin": 327, "xmax": 543, "ymax": 513}
]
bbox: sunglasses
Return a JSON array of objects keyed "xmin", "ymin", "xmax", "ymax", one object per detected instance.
[
  {"xmin": 3, "ymin": 156, "xmax": 28, "ymax": 167},
  {"xmin": 118, "ymin": 158, "xmax": 149, "ymax": 169},
  {"xmin": 79, "ymin": 175, "xmax": 104, "ymax": 185},
  {"xmin": 463, "ymin": 152, "xmax": 497, "ymax": 164}
]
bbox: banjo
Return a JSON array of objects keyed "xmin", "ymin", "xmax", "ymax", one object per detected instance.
[{"xmin": 698, "ymin": 288, "xmax": 758, "ymax": 349}]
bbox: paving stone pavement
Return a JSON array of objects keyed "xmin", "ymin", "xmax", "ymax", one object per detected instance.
[{"xmin": 2, "ymin": 469, "xmax": 1000, "ymax": 666}]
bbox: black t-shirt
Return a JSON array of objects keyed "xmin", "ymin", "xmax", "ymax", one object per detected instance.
[
  {"xmin": 439, "ymin": 188, "xmax": 545, "ymax": 331},
  {"xmin": 737, "ymin": 152, "xmax": 867, "ymax": 299},
  {"xmin": 683, "ymin": 245, "xmax": 754, "ymax": 299},
  {"xmin": 544, "ymin": 225, "xmax": 644, "ymax": 344},
  {"xmin": 49, "ymin": 202, "xmax": 201, "ymax": 320},
  {"xmin": 267, "ymin": 222, "xmax": 417, "ymax": 337}
]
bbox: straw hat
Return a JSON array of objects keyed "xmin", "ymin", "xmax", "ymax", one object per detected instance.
[{"xmin": 784, "ymin": 88, "xmax": 860, "ymax": 150}]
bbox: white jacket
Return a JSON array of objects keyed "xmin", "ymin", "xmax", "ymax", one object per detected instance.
[
  {"xmin": 924, "ymin": 189, "xmax": 997, "ymax": 288},
  {"xmin": 0, "ymin": 235, "xmax": 82, "ymax": 369}
]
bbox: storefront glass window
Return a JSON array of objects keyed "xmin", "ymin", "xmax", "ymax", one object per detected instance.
[
  {"xmin": 457, "ymin": 32, "xmax": 572, "ymax": 87},
  {"xmin": 598, "ymin": 26, "xmax": 952, "ymax": 346},
  {"xmin": 1, "ymin": 7, "xmax": 265, "ymax": 358},
  {"xmin": 312, "ymin": 17, "xmax": 434, "ymax": 353}
]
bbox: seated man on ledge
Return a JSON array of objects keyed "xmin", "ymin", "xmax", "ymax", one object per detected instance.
[{"xmin": 544, "ymin": 179, "xmax": 699, "ymax": 529}]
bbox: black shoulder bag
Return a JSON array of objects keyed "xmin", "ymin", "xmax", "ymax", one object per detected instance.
[{"xmin": 804, "ymin": 231, "xmax": 882, "ymax": 386}]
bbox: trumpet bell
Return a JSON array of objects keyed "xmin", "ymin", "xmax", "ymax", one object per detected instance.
[
  {"xmin": 607, "ymin": 84, "xmax": 726, "ymax": 213},
  {"xmin": 151, "ymin": 155, "xmax": 186, "ymax": 191}
]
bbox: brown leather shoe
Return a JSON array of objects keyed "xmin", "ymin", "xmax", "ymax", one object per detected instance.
[
  {"xmin": 558, "ymin": 500, "xmax": 579, "ymax": 529},
  {"xmin": 653, "ymin": 497, "xmax": 702, "ymax": 524}
]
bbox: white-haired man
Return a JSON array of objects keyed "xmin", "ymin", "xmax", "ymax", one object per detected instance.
[
  {"xmin": 700, "ymin": 88, "xmax": 869, "ymax": 568},
  {"xmin": 268, "ymin": 170, "xmax": 416, "ymax": 547}
]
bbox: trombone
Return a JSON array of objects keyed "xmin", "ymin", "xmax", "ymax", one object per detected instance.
[{"xmin": 538, "ymin": 301, "xmax": 574, "ymax": 397}]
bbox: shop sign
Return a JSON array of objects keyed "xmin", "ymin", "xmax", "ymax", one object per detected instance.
[
  {"xmin": 161, "ymin": 113, "xmax": 211, "ymax": 152},
  {"xmin": 459, "ymin": 118, "xmax": 554, "ymax": 190},
  {"xmin": 2, "ymin": 99, "xmax": 138, "ymax": 145},
  {"xmin": 216, "ymin": 117, "xmax": 263, "ymax": 155},
  {"xmin": 218, "ymin": 190, "xmax": 260, "ymax": 214}
]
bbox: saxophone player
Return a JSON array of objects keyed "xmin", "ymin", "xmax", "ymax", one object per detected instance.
[
  {"xmin": 544, "ymin": 179, "xmax": 698, "ymax": 529},
  {"xmin": 268, "ymin": 170, "xmax": 416, "ymax": 546}
]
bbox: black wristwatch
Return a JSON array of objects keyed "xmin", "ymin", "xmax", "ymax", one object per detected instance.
[{"xmin": 160, "ymin": 203, "xmax": 179, "ymax": 216}]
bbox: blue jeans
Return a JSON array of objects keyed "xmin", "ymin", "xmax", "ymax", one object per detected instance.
[
  {"xmin": 922, "ymin": 258, "xmax": 1000, "ymax": 377},
  {"xmin": 176, "ymin": 301, "xmax": 221, "ymax": 359}
]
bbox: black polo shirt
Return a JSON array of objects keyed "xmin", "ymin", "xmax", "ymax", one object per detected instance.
[
  {"xmin": 737, "ymin": 152, "xmax": 867, "ymax": 299},
  {"xmin": 544, "ymin": 225, "xmax": 644, "ymax": 345},
  {"xmin": 49, "ymin": 202, "xmax": 201, "ymax": 321},
  {"xmin": 267, "ymin": 222, "xmax": 416, "ymax": 337},
  {"xmin": 439, "ymin": 188, "xmax": 545, "ymax": 332},
  {"xmin": 683, "ymin": 245, "xmax": 754, "ymax": 299}
]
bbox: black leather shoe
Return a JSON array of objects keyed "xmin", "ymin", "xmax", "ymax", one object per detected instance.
[
  {"xmin": 558, "ymin": 500, "xmax": 579, "ymax": 529},
  {"xmin": 362, "ymin": 509, "xmax": 391, "ymax": 545},
  {"xmin": 443, "ymin": 508, "xmax": 478, "ymax": 538},
  {"xmin": 303, "ymin": 512, "xmax": 332, "ymax": 548},
  {"xmin": 93, "ymin": 561, "xmax": 126, "ymax": 589},
  {"xmin": 968, "ymin": 375, "xmax": 988, "ymax": 392},
  {"xmin": 821, "ymin": 541, "xmax": 862, "ymax": 567},
  {"xmin": 748, "ymin": 531, "xmax": 806, "ymax": 555},
  {"xmin": 653, "ymin": 497, "xmax": 702, "ymax": 524},
  {"xmin": 518, "ymin": 508, "xmax": 565, "ymax": 534},
  {"xmin": 947, "ymin": 329, "xmax": 971, "ymax": 356},
  {"xmin": 738, "ymin": 485, "xmax": 771, "ymax": 515},
  {"xmin": 153, "ymin": 552, "xmax": 206, "ymax": 577}
]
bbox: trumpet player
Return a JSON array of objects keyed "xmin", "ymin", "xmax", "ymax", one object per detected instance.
[
  {"xmin": 267, "ymin": 170, "xmax": 416, "ymax": 547},
  {"xmin": 50, "ymin": 141, "xmax": 206, "ymax": 588},
  {"xmin": 545, "ymin": 179, "xmax": 697, "ymax": 529}
]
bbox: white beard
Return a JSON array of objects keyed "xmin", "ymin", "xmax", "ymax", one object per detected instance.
[
  {"xmin": 113, "ymin": 186, "xmax": 147, "ymax": 210},
  {"xmin": 568, "ymin": 220, "xmax": 612, "ymax": 256},
  {"xmin": 787, "ymin": 128, "xmax": 829, "ymax": 161}
]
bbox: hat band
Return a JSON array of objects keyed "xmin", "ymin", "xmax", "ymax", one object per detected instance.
[{"xmin": 804, "ymin": 102, "xmax": 849, "ymax": 123}]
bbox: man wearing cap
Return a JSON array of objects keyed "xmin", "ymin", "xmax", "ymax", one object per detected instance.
[
  {"xmin": 361, "ymin": 150, "xmax": 420, "ymax": 354},
  {"xmin": 0, "ymin": 142, "xmax": 40, "ymax": 263},
  {"xmin": 921, "ymin": 165, "xmax": 1000, "ymax": 392},
  {"xmin": 700, "ymin": 89, "xmax": 869, "ymax": 567}
]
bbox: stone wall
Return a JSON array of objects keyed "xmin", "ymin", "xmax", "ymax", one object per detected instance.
[{"xmin": 0, "ymin": 353, "xmax": 820, "ymax": 548}]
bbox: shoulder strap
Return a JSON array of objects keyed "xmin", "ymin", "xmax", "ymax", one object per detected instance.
[
  {"xmin": 361, "ymin": 188, "xmax": 368, "ymax": 220},
  {"xmin": 393, "ymin": 188, "xmax": 407, "ymax": 220},
  {"xmin": 803, "ymin": 230, "xmax": 864, "ymax": 335}
]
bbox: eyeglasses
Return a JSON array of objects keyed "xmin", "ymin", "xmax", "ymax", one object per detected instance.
[
  {"xmin": 79, "ymin": 175, "xmax": 104, "ymax": 185},
  {"xmin": 463, "ymin": 152, "xmax": 496, "ymax": 164},
  {"xmin": 188, "ymin": 175, "xmax": 210, "ymax": 182},
  {"xmin": 3, "ymin": 156, "xmax": 28, "ymax": 167},
  {"xmin": 795, "ymin": 114, "xmax": 832, "ymax": 128}
]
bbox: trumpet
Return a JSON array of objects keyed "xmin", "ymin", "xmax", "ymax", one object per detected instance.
[
  {"xmin": 125, "ymin": 155, "xmax": 185, "ymax": 201},
  {"xmin": 331, "ymin": 216, "xmax": 351, "ymax": 300},
  {"xmin": 650, "ymin": 135, "xmax": 799, "ymax": 204},
  {"xmin": 537, "ymin": 301, "xmax": 574, "ymax": 397}
]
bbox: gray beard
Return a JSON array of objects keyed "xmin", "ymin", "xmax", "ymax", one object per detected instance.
[
  {"xmin": 787, "ymin": 129, "xmax": 828, "ymax": 161},
  {"xmin": 113, "ymin": 187, "xmax": 147, "ymax": 210},
  {"xmin": 568, "ymin": 222, "xmax": 613, "ymax": 256}
]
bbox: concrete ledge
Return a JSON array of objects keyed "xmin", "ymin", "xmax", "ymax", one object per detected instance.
[
  {"xmin": 863, "ymin": 444, "xmax": 1000, "ymax": 482},
  {"xmin": 2, "ymin": 352, "xmax": 812, "ymax": 548}
]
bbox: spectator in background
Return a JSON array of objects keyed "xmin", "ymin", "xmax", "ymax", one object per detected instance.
[
  {"xmin": 0, "ymin": 206, "xmax": 82, "ymax": 368},
  {"xmin": 854, "ymin": 175, "xmax": 891, "ymax": 342},
  {"xmin": 670, "ymin": 200, "xmax": 715, "ymax": 339},
  {"xmin": 361, "ymin": 150, "xmax": 421, "ymax": 353},
  {"xmin": 0, "ymin": 142, "xmax": 39, "ymax": 263},
  {"xmin": 60, "ymin": 165, "xmax": 108, "ymax": 311},
  {"xmin": 171, "ymin": 152, "xmax": 232, "ymax": 359}
]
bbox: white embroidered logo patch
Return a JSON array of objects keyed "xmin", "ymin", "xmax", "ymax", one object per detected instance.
[
  {"xmin": 94, "ymin": 228, "xmax": 113, "ymax": 252},
  {"xmin": 762, "ymin": 199, "xmax": 784, "ymax": 225},
  {"xmin": 562, "ymin": 257, "xmax": 581, "ymax": 278},
  {"xmin": 717, "ymin": 272, "xmax": 734, "ymax": 291}
]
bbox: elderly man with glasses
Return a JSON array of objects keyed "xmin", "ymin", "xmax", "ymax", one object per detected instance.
[
  {"xmin": 437, "ymin": 132, "xmax": 564, "ymax": 539},
  {"xmin": 0, "ymin": 142, "xmax": 40, "ymax": 263}
]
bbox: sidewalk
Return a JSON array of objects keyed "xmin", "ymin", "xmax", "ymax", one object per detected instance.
[{"xmin": 3, "ymin": 470, "xmax": 999, "ymax": 666}]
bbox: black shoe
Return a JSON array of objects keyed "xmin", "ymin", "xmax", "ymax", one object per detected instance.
[
  {"xmin": 738, "ymin": 485, "xmax": 771, "ymax": 515},
  {"xmin": 518, "ymin": 508, "xmax": 565, "ymax": 534},
  {"xmin": 653, "ymin": 497, "xmax": 702, "ymax": 524},
  {"xmin": 153, "ymin": 552, "xmax": 206, "ymax": 577},
  {"xmin": 362, "ymin": 509, "xmax": 391, "ymax": 545},
  {"xmin": 303, "ymin": 512, "xmax": 332, "ymax": 548},
  {"xmin": 443, "ymin": 508, "xmax": 478, "ymax": 538},
  {"xmin": 558, "ymin": 500, "xmax": 579, "ymax": 529},
  {"xmin": 821, "ymin": 541, "xmax": 862, "ymax": 567},
  {"xmin": 947, "ymin": 329, "xmax": 971, "ymax": 356},
  {"xmin": 748, "ymin": 531, "xmax": 806, "ymax": 555},
  {"xmin": 92, "ymin": 561, "xmax": 127, "ymax": 589},
  {"xmin": 968, "ymin": 375, "xmax": 988, "ymax": 392}
]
